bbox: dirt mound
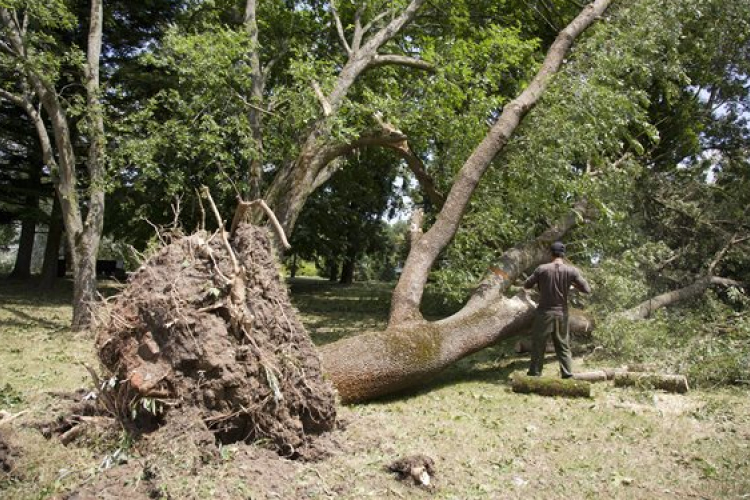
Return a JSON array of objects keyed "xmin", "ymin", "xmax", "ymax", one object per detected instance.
[{"xmin": 95, "ymin": 223, "xmax": 336, "ymax": 456}]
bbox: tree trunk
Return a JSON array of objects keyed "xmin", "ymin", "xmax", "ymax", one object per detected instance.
[
  {"xmin": 71, "ymin": 237, "xmax": 99, "ymax": 330},
  {"xmin": 289, "ymin": 254, "xmax": 298, "ymax": 279},
  {"xmin": 511, "ymin": 373, "xmax": 591, "ymax": 398},
  {"xmin": 0, "ymin": 2, "xmax": 105, "ymax": 330},
  {"xmin": 339, "ymin": 246, "xmax": 357, "ymax": 285},
  {"xmin": 339, "ymin": 259, "xmax": 355, "ymax": 285},
  {"xmin": 321, "ymin": 293, "xmax": 536, "ymax": 403},
  {"xmin": 328, "ymin": 259, "xmax": 339, "ymax": 282},
  {"xmin": 39, "ymin": 196, "xmax": 63, "ymax": 290},
  {"xmin": 9, "ymin": 217, "xmax": 35, "ymax": 279},
  {"xmin": 9, "ymin": 165, "xmax": 41, "ymax": 280}
]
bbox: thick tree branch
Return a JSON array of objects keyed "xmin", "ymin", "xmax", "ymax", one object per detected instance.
[
  {"xmin": 362, "ymin": 9, "xmax": 392, "ymax": 37},
  {"xmin": 390, "ymin": 146, "xmax": 445, "ymax": 208},
  {"xmin": 311, "ymin": 80, "xmax": 332, "ymax": 117},
  {"xmin": 620, "ymin": 276, "xmax": 744, "ymax": 320},
  {"xmin": 326, "ymin": 0, "xmax": 426, "ymax": 111},
  {"xmin": 0, "ymin": 88, "xmax": 25, "ymax": 108},
  {"xmin": 0, "ymin": 8, "xmax": 25, "ymax": 56},
  {"xmin": 458, "ymin": 200, "xmax": 591, "ymax": 316}
]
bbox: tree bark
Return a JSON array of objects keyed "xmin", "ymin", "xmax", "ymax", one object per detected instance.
[
  {"xmin": 10, "ymin": 218, "xmax": 35, "ymax": 279},
  {"xmin": 320, "ymin": 0, "xmax": 612, "ymax": 403},
  {"xmin": 572, "ymin": 370, "xmax": 609, "ymax": 382},
  {"xmin": 39, "ymin": 196, "xmax": 63, "ymax": 290},
  {"xmin": 511, "ymin": 373, "xmax": 592, "ymax": 398}
]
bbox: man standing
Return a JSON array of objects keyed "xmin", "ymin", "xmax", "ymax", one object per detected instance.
[{"xmin": 523, "ymin": 241, "xmax": 591, "ymax": 378}]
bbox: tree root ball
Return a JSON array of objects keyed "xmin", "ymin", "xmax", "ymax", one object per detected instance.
[{"xmin": 95, "ymin": 224, "xmax": 336, "ymax": 456}]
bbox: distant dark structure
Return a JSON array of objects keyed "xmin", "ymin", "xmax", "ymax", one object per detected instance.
[{"xmin": 57, "ymin": 259, "xmax": 126, "ymax": 280}]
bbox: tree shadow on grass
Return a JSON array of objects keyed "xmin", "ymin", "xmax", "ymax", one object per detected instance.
[{"xmin": 0, "ymin": 305, "xmax": 68, "ymax": 332}]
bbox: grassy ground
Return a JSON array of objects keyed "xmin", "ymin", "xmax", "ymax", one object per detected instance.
[{"xmin": 1, "ymin": 277, "xmax": 749, "ymax": 499}]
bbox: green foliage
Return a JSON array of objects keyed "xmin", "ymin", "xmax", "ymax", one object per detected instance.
[
  {"xmin": 0, "ymin": 383, "xmax": 23, "ymax": 407},
  {"xmin": 591, "ymin": 291, "xmax": 750, "ymax": 388},
  {"xmin": 431, "ymin": 0, "xmax": 689, "ymax": 299},
  {"xmin": 288, "ymin": 147, "xmax": 405, "ymax": 282}
]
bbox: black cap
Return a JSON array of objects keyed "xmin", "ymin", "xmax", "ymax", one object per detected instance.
[{"xmin": 550, "ymin": 241, "xmax": 565, "ymax": 255}]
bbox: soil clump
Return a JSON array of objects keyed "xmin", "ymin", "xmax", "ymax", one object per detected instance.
[{"xmin": 94, "ymin": 223, "xmax": 337, "ymax": 457}]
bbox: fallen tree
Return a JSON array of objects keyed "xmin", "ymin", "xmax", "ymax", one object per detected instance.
[{"xmin": 320, "ymin": 0, "xmax": 613, "ymax": 403}]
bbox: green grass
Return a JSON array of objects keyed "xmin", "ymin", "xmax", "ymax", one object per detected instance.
[{"xmin": 2, "ymin": 278, "xmax": 750, "ymax": 499}]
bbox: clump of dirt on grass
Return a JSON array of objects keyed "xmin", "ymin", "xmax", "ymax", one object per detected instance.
[{"xmin": 95, "ymin": 223, "xmax": 337, "ymax": 457}]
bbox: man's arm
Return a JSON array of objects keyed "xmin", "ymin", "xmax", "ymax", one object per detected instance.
[
  {"xmin": 572, "ymin": 269, "xmax": 591, "ymax": 294},
  {"xmin": 523, "ymin": 268, "xmax": 539, "ymax": 289}
]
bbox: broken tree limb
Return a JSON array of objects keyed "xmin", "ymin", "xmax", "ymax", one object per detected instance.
[
  {"xmin": 511, "ymin": 373, "xmax": 591, "ymax": 398},
  {"xmin": 619, "ymin": 276, "xmax": 743, "ymax": 320},
  {"xmin": 613, "ymin": 372, "xmax": 689, "ymax": 394}
]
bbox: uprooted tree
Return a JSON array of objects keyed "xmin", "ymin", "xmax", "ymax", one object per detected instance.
[
  {"xmin": 95, "ymin": 195, "xmax": 336, "ymax": 456},
  {"xmin": 318, "ymin": 0, "xmax": 614, "ymax": 403}
]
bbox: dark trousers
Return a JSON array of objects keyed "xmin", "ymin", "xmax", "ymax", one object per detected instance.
[{"xmin": 527, "ymin": 310, "xmax": 573, "ymax": 378}]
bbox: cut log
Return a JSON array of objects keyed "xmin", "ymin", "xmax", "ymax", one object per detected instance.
[
  {"xmin": 613, "ymin": 372, "xmax": 689, "ymax": 394},
  {"xmin": 511, "ymin": 373, "xmax": 591, "ymax": 398},
  {"xmin": 603, "ymin": 368, "xmax": 628, "ymax": 380},
  {"xmin": 572, "ymin": 370, "xmax": 608, "ymax": 382}
]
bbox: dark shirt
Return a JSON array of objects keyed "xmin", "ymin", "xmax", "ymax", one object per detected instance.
[{"xmin": 523, "ymin": 260, "xmax": 591, "ymax": 316}]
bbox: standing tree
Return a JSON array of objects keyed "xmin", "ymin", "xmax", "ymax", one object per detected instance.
[{"xmin": 0, "ymin": 1, "xmax": 106, "ymax": 329}]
